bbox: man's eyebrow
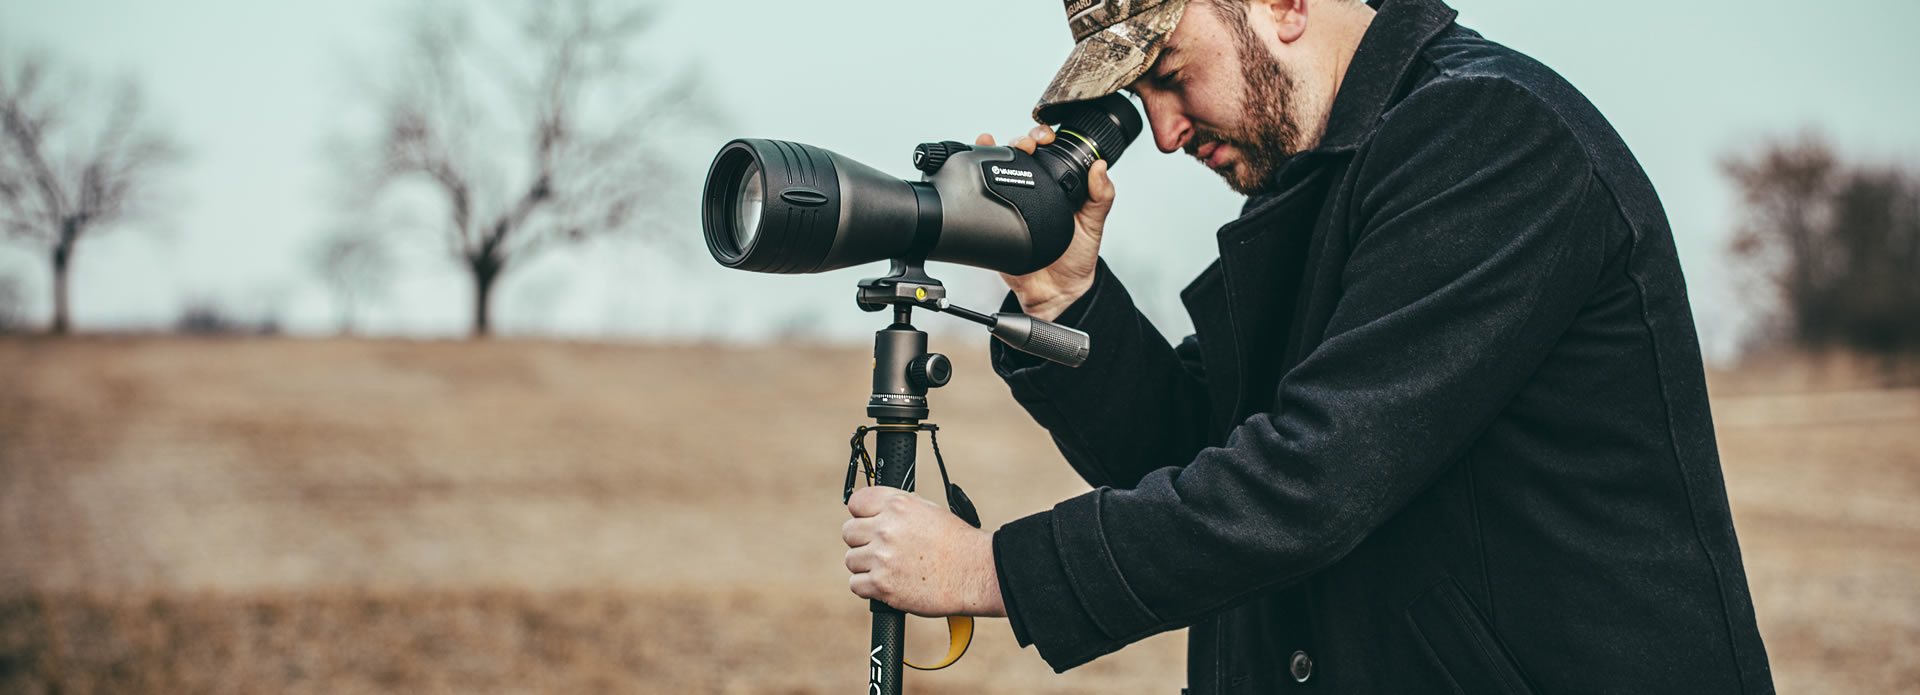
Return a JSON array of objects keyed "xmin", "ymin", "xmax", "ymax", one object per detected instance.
[
  {"xmin": 1126, "ymin": 43, "xmax": 1179, "ymax": 94},
  {"xmin": 1155, "ymin": 43, "xmax": 1181, "ymax": 70},
  {"xmin": 1131, "ymin": 45, "xmax": 1176, "ymax": 93}
]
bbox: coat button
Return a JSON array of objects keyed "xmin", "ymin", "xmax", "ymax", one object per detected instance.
[{"xmin": 1290, "ymin": 650, "xmax": 1313, "ymax": 683}]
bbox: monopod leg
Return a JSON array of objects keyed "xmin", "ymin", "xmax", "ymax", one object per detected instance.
[{"xmin": 866, "ymin": 425, "xmax": 917, "ymax": 695}]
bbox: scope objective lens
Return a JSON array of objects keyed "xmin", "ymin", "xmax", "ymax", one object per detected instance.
[{"xmin": 733, "ymin": 161, "xmax": 763, "ymax": 252}]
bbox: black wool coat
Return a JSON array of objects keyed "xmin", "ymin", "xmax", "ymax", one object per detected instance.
[{"xmin": 986, "ymin": 0, "xmax": 1775, "ymax": 692}]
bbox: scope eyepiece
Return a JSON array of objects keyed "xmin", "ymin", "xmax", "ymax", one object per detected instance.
[{"xmin": 1041, "ymin": 93, "xmax": 1145, "ymax": 169}]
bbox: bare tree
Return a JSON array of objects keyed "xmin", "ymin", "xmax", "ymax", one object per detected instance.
[
  {"xmin": 311, "ymin": 228, "xmax": 393, "ymax": 334},
  {"xmin": 1725, "ymin": 133, "xmax": 1920, "ymax": 356},
  {"xmin": 0, "ymin": 271, "xmax": 23, "ymax": 333},
  {"xmin": 363, "ymin": 0, "xmax": 700, "ymax": 337},
  {"xmin": 0, "ymin": 53, "xmax": 180, "ymax": 334}
]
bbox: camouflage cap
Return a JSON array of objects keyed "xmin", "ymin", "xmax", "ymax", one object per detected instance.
[{"xmin": 1034, "ymin": 0, "xmax": 1189, "ymax": 123}]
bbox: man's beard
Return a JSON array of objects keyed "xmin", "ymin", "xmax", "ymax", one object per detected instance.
[{"xmin": 1190, "ymin": 16, "xmax": 1306, "ymax": 195}]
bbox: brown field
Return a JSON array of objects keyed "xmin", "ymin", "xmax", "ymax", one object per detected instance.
[{"xmin": 1, "ymin": 337, "xmax": 1915, "ymax": 693}]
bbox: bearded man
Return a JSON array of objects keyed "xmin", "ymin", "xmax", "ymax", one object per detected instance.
[{"xmin": 839, "ymin": 0, "xmax": 1775, "ymax": 691}]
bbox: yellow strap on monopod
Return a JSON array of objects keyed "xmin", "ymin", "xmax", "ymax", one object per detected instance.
[{"xmin": 904, "ymin": 616, "xmax": 974, "ymax": 670}]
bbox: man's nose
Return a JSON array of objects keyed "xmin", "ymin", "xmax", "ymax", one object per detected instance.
[{"xmin": 1144, "ymin": 100, "xmax": 1190, "ymax": 154}]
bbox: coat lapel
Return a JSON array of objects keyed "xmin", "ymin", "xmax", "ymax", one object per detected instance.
[
  {"xmin": 1182, "ymin": 164, "xmax": 1338, "ymax": 440},
  {"xmin": 1179, "ymin": 260, "xmax": 1236, "ymax": 443}
]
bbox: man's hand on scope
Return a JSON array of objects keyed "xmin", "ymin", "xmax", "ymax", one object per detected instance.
[
  {"xmin": 979, "ymin": 126, "xmax": 1116, "ymax": 323},
  {"xmin": 843, "ymin": 486, "xmax": 1006, "ymax": 618}
]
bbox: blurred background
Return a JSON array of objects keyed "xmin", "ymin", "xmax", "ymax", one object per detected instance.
[{"xmin": 1, "ymin": 0, "xmax": 1915, "ymax": 692}]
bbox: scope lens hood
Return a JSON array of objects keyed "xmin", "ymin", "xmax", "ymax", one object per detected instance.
[{"xmin": 703, "ymin": 139, "xmax": 846, "ymax": 273}]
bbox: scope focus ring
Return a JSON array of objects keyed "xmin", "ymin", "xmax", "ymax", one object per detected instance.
[{"xmin": 912, "ymin": 141, "xmax": 973, "ymax": 175}]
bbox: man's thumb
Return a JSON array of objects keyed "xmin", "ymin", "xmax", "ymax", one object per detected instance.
[{"xmin": 1087, "ymin": 159, "xmax": 1116, "ymax": 207}]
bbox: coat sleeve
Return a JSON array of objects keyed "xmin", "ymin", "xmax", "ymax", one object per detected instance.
[
  {"xmin": 990, "ymin": 77, "xmax": 1614, "ymax": 671},
  {"xmin": 989, "ymin": 256, "xmax": 1214, "ymax": 491}
]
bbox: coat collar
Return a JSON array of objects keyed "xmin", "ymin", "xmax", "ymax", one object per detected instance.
[
  {"xmin": 1238, "ymin": 0, "xmax": 1458, "ymax": 217},
  {"xmin": 1247, "ymin": 0, "xmax": 1457, "ymax": 199},
  {"xmin": 1315, "ymin": 0, "xmax": 1460, "ymax": 154}
]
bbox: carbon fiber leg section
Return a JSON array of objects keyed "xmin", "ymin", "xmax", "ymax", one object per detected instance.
[
  {"xmin": 867, "ymin": 427, "xmax": 917, "ymax": 694},
  {"xmin": 869, "ymin": 610, "xmax": 906, "ymax": 695}
]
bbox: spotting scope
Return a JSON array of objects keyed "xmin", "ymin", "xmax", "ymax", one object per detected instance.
[{"xmin": 701, "ymin": 94, "xmax": 1142, "ymax": 276}]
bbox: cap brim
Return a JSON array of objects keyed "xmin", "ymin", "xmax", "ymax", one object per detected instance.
[{"xmin": 1033, "ymin": 0, "xmax": 1187, "ymax": 123}]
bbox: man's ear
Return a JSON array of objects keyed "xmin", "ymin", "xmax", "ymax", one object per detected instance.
[{"xmin": 1258, "ymin": 0, "xmax": 1310, "ymax": 44}]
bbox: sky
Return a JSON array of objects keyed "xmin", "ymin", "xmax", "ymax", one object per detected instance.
[{"xmin": 2, "ymin": 0, "xmax": 1917, "ymax": 363}]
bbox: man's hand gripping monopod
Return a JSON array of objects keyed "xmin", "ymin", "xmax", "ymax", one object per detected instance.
[
  {"xmin": 844, "ymin": 260, "xmax": 1089, "ymax": 694},
  {"xmin": 846, "ymin": 423, "xmax": 978, "ymax": 671}
]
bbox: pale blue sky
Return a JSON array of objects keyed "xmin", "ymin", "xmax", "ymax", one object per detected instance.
[{"xmin": 2, "ymin": 0, "xmax": 1917, "ymax": 362}]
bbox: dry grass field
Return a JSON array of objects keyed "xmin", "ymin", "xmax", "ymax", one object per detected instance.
[{"xmin": 1, "ymin": 337, "xmax": 1915, "ymax": 693}]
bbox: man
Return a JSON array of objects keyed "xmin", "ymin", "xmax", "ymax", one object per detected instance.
[{"xmin": 840, "ymin": 0, "xmax": 1775, "ymax": 691}]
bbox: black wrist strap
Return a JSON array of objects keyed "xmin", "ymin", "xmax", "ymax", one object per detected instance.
[{"xmin": 845, "ymin": 423, "xmax": 979, "ymax": 528}]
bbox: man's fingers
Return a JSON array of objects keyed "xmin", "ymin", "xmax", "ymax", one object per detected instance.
[
  {"xmin": 847, "ymin": 485, "xmax": 898, "ymax": 518},
  {"xmin": 975, "ymin": 129, "xmax": 1053, "ymax": 153},
  {"xmin": 842, "ymin": 516, "xmax": 874, "ymax": 547},
  {"xmin": 1087, "ymin": 159, "xmax": 1116, "ymax": 205},
  {"xmin": 850, "ymin": 572, "xmax": 879, "ymax": 600},
  {"xmin": 845, "ymin": 545, "xmax": 879, "ymax": 573}
]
